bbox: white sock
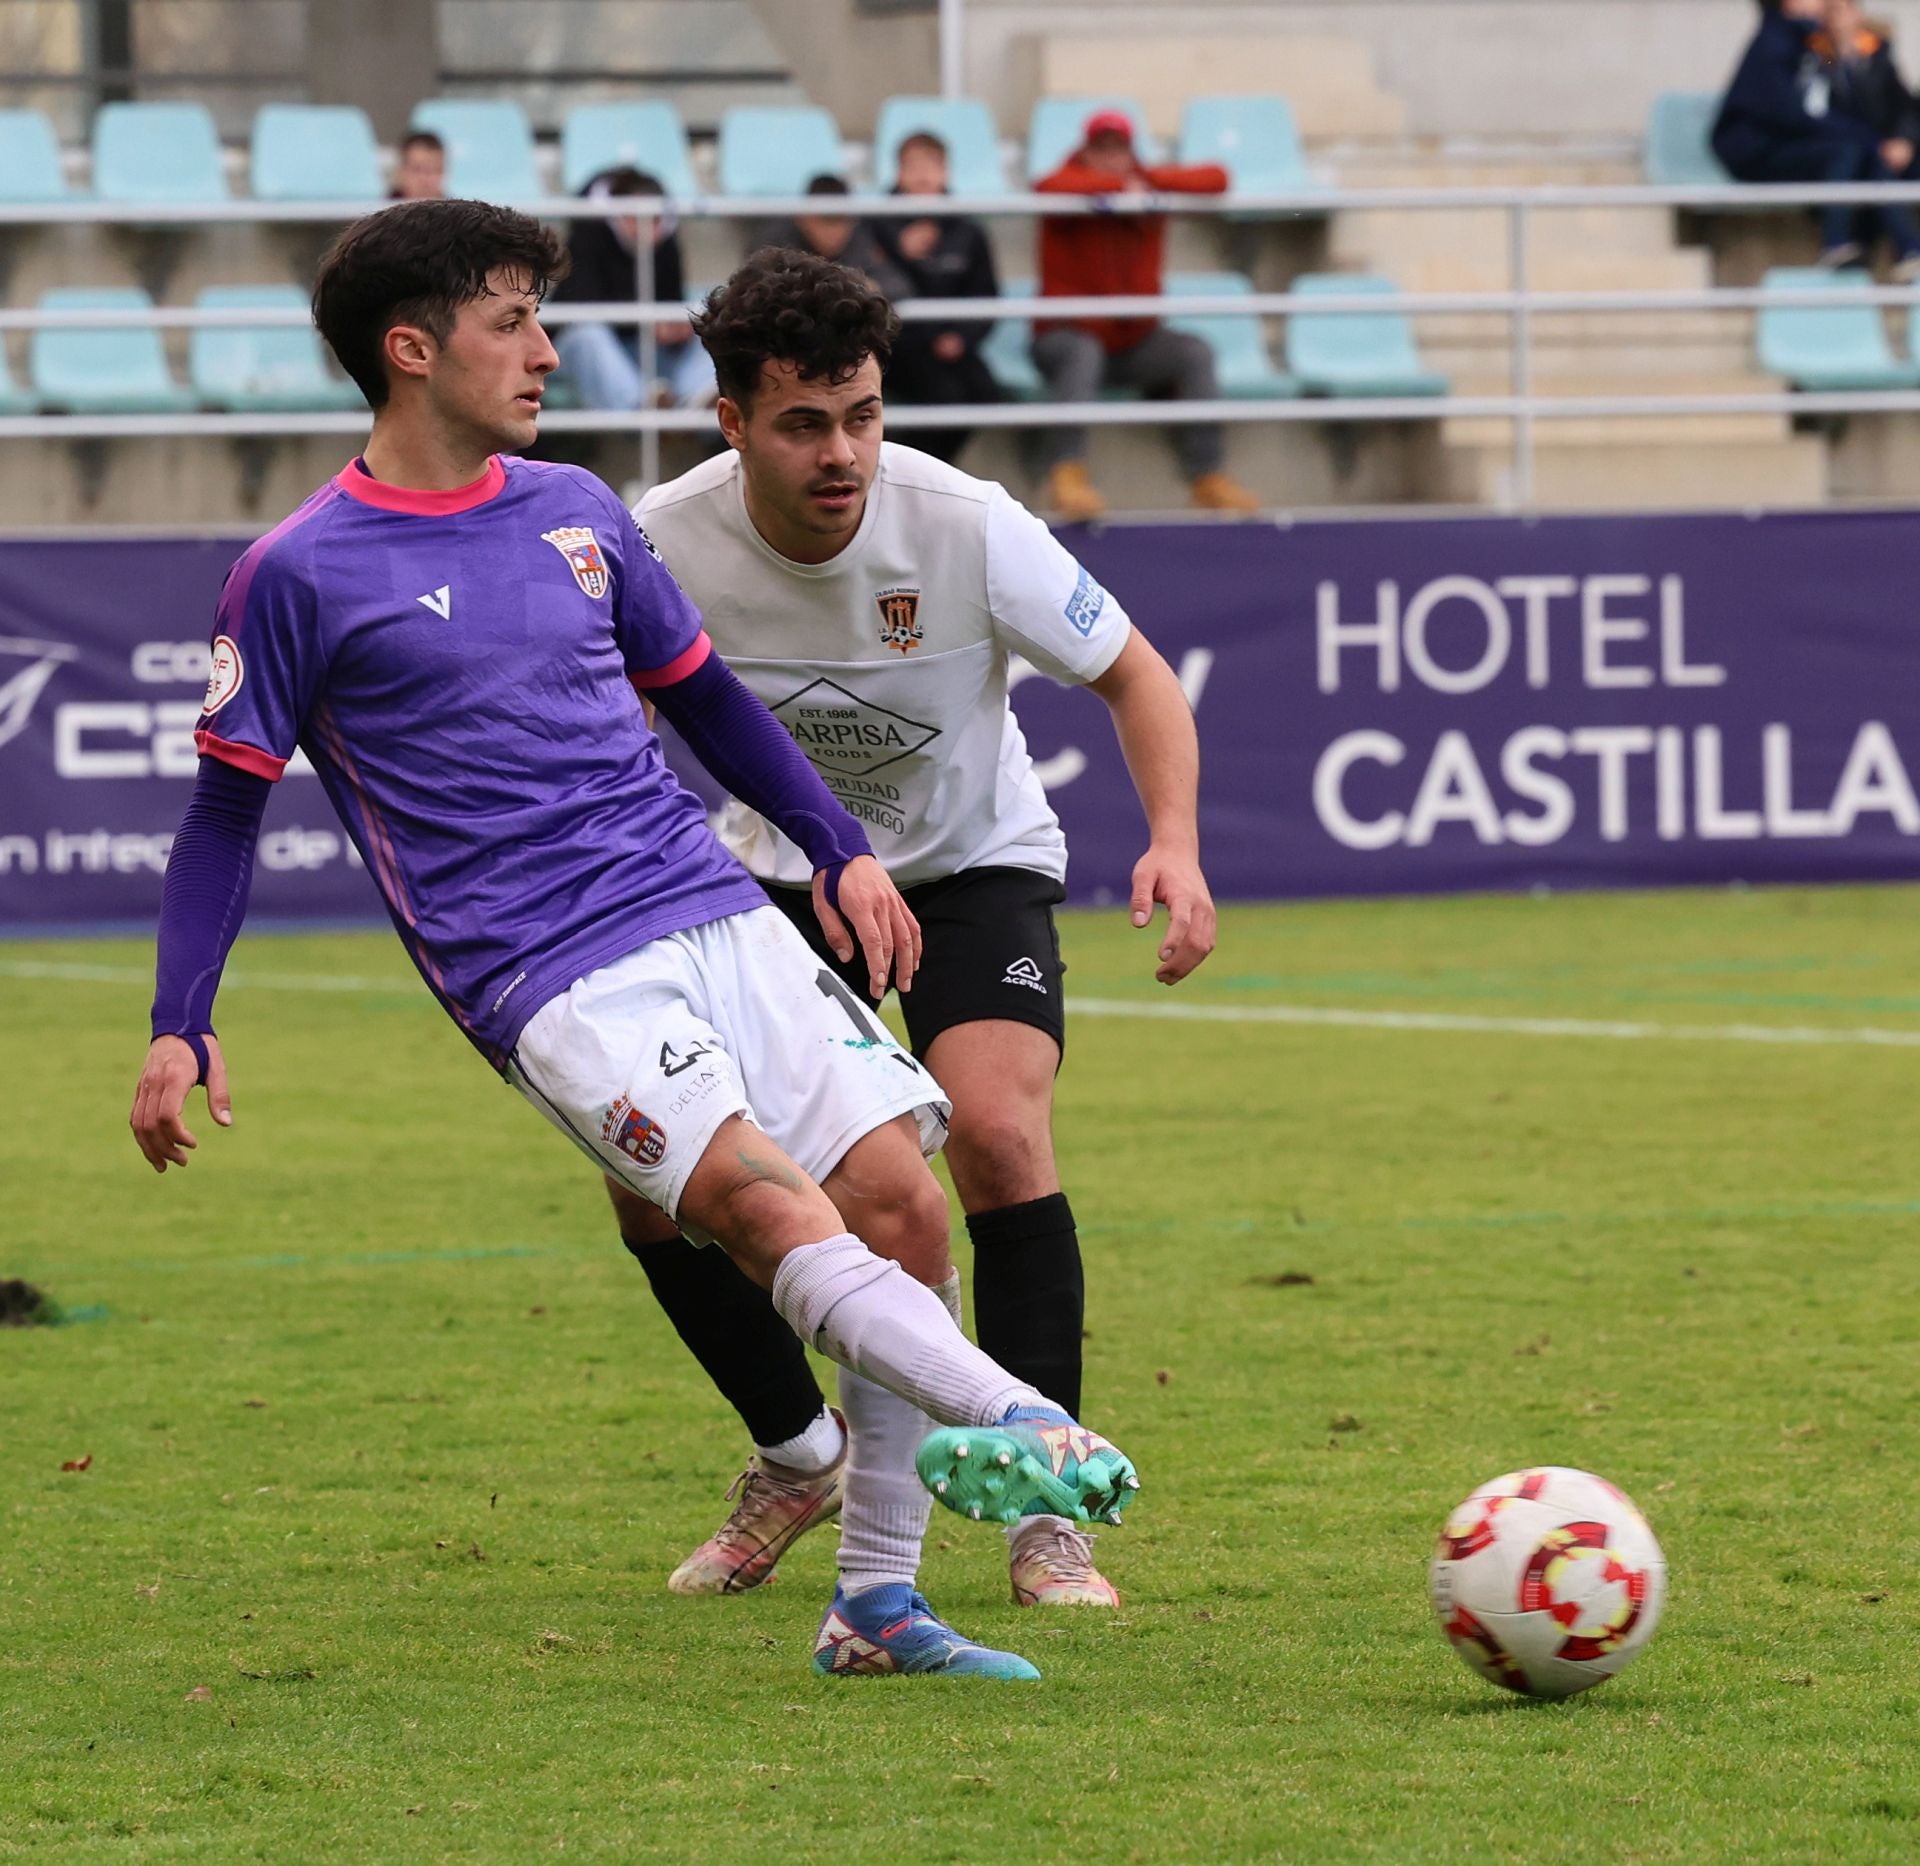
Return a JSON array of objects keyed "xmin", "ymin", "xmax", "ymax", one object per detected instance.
[
  {"xmin": 755, "ymin": 1404, "xmax": 846, "ymax": 1476},
  {"xmin": 837, "ymin": 1271, "xmax": 962, "ymax": 1596},
  {"xmin": 773, "ymin": 1236, "xmax": 1043, "ymax": 1428}
]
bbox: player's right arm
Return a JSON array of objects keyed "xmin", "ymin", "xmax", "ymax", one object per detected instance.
[{"xmin": 130, "ymin": 537, "xmax": 325, "ymax": 1172}]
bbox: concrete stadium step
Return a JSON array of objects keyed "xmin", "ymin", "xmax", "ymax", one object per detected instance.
[
  {"xmin": 1440, "ymin": 373, "xmax": 1798, "ymax": 446},
  {"xmin": 1436, "ymin": 433, "xmax": 1827, "ymax": 509},
  {"xmin": 1329, "ymin": 205, "xmax": 1681, "ymax": 264}
]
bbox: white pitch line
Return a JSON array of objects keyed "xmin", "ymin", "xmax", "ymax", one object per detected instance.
[
  {"xmin": 9, "ymin": 957, "xmax": 1920, "ymax": 1049},
  {"xmin": 1069, "ymin": 996, "xmax": 1920, "ymax": 1049}
]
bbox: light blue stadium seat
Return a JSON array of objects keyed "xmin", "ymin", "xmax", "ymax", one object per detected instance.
[
  {"xmin": 1286, "ymin": 274, "xmax": 1450, "ymax": 398},
  {"xmin": 31, "ymin": 288, "xmax": 196, "ymax": 413},
  {"xmin": 190, "ymin": 285, "xmax": 364, "ymax": 411},
  {"xmin": 1178, "ymin": 96, "xmax": 1317, "ymax": 197},
  {"xmin": 411, "ymin": 98, "xmax": 540, "ymax": 203},
  {"xmin": 1025, "ymin": 96, "xmax": 1158, "ymax": 184},
  {"xmin": 1757, "ymin": 267, "xmax": 1920, "ymax": 390},
  {"xmin": 92, "ymin": 102, "xmax": 228, "ymax": 204},
  {"xmin": 1165, "ymin": 271, "xmax": 1299, "ymax": 399},
  {"xmin": 717, "ymin": 105, "xmax": 843, "ymax": 196},
  {"xmin": 873, "ymin": 96, "xmax": 1004, "ymax": 195},
  {"xmin": 562, "ymin": 101, "xmax": 695, "ymax": 197},
  {"xmin": 250, "ymin": 104, "xmax": 383, "ymax": 202},
  {"xmin": 1645, "ymin": 93, "xmax": 1731, "ymax": 189},
  {"xmin": 0, "ymin": 109, "xmax": 68, "ymax": 202},
  {"xmin": 977, "ymin": 276, "xmax": 1044, "ymax": 399}
]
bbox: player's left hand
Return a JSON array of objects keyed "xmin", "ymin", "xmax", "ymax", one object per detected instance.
[
  {"xmin": 1130, "ymin": 846, "xmax": 1216, "ymax": 985},
  {"xmin": 814, "ymin": 855, "xmax": 923, "ymax": 998}
]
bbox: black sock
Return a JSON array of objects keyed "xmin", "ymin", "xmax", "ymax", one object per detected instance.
[
  {"xmin": 965, "ymin": 1193, "xmax": 1084, "ymax": 1417},
  {"xmin": 623, "ymin": 1229, "xmax": 826, "ymax": 1448}
]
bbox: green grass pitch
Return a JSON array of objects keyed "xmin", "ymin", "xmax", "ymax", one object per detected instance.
[{"xmin": 5, "ymin": 884, "xmax": 1920, "ymax": 1861}]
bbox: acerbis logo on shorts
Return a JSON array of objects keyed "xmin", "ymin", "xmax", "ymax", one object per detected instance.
[
  {"xmin": 202, "ymin": 635, "xmax": 243, "ymax": 715},
  {"xmin": 602, "ymin": 1094, "xmax": 667, "ymax": 1167},
  {"xmin": 1002, "ymin": 956, "xmax": 1047, "ymax": 993}
]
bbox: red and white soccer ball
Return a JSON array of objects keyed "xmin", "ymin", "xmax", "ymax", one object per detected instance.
[{"xmin": 1429, "ymin": 1466, "xmax": 1667, "ymax": 1699}]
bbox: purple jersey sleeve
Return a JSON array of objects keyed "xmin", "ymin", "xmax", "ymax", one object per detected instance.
[
  {"xmin": 194, "ymin": 534, "xmax": 326, "ymax": 781},
  {"xmin": 604, "ymin": 494, "xmax": 707, "ymax": 678}
]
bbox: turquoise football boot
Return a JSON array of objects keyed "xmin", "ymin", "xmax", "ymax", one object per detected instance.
[{"xmin": 916, "ymin": 1402, "xmax": 1140, "ymax": 1527}]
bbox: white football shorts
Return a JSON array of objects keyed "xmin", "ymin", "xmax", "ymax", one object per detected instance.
[{"xmin": 506, "ymin": 904, "xmax": 949, "ymax": 1233}]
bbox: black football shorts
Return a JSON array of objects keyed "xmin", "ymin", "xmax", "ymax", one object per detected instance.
[{"xmin": 765, "ymin": 864, "xmax": 1068, "ymax": 1058}]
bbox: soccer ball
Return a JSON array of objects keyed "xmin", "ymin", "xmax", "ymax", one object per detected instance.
[{"xmin": 1429, "ymin": 1466, "xmax": 1666, "ymax": 1699}]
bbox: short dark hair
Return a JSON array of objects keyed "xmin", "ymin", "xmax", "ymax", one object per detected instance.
[
  {"xmin": 311, "ymin": 198, "xmax": 567, "ymax": 408},
  {"xmin": 897, "ymin": 131, "xmax": 948, "ymax": 163},
  {"xmin": 591, "ymin": 165, "xmax": 662, "ymax": 198},
  {"xmin": 693, "ymin": 246, "xmax": 897, "ymax": 409},
  {"xmin": 805, "ymin": 173, "xmax": 850, "ymax": 198},
  {"xmin": 400, "ymin": 130, "xmax": 444, "ymax": 157}
]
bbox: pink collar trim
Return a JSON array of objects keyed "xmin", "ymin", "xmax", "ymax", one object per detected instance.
[{"xmin": 334, "ymin": 454, "xmax": 508, "ymax": 515}]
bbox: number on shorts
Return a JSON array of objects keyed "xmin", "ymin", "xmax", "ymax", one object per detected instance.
[{"xmin": 814, "ymin": 969, "xmax": 921, "ymax": 1074}]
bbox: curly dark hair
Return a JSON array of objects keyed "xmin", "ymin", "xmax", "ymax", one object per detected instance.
[
  {"xmin": 693, "ymin": 247, "xmax": 898, "ymax": 409},
  {"xmin": 312, "ymin": 199, "xmax": 568, "ymax": 408}
]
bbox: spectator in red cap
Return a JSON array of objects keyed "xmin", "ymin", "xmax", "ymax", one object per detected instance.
[{"xmin": 1031, "ymin": 109, "xmax": 1259, "ymax": 520}]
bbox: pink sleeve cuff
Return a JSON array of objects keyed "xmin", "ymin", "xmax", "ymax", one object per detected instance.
[
  {"xmin": 195, "ymin": 729, "xmax": 288, "ymax": 782},
  {"xmin": 629, "ymin": 629, "xmax": 713, "ymax": 691}
]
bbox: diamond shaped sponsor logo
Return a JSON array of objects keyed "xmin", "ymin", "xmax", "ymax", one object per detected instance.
[{"xmin": 768, "ymin": 677, "xmax": 941, "ymax": 778}]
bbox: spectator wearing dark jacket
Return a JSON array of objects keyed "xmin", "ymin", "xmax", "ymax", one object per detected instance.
[
  {"xmin": 763, "ymin": 175, "xmax": 911, "ymax": 301},
  {"xmin": 1816, "ymin": 0, "xmax": 1920, "ymax": 175},
  {"xmin": 1032, "ymin": 109, "xmax": 1259, "ymax": 520},
  {"xmin": 1712, "ymin": 0, "xmax": 1920, "ymax": 271},
  {"xmin": 870, "ymin": 132, "xmax": 1002, "ymax": 464},
  {"xmin": 551, "ymin": 167, "xmax": 715, "ymax": 408}
]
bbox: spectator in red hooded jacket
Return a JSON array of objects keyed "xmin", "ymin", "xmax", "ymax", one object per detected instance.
[{"xmin": 1032, "ymin": 109, "xmax": 1260, "ymax": 520}]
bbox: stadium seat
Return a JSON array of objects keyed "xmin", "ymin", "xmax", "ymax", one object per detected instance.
[
  {"xmin": 562, "ymin": 101, "xmax": 696, "ymax": 198},
  {"xmin": 1645, "ymin": 93, "xmax": 1731, "ymax": 189},
  {"xmin": 30, "ymin": 288, "xmax": 196, "ymax": 413},
  {"xmin": 1177, "ymin": 96, "xmax": 1316, "ymax": 196},
  {"xmin": 411, "ymin": 98, "xmax": 540, "ymax": 203},
  {"xmin": 91, "ymin": 101, "xmax": 228, "ymax": 204},
  {"xmin": 1025, "ymin": 96, "xmax": 1158, "ymax": 184},
  {"xmin": 873, "ymin": 96, "xmax": 1004, "ymax": 195},
  {"xmin": 717, "ymin": 105, "xmax": 844, "ymax": 196},
  {"xmin": 1285, "ymin": 274, "xmax": 1450, "ymax": 398},
  {"xmin": 189, "ymin": 285, "xmax": 364, "ymax": 411},
  {"xmin": 0, "ymin": 109, "xmax": 68, "ymax": 201},
  {"xmin": 977, "ymin": 277, "xmax": 1044, "ymax": 399},
  {"xmin": 1165, "ymin": 271, "xmax": 1299, "ymax": 399},
  {"xmin": 250, "ymin": 104, "xmax": 383, "ymax": 202},
  {"xmin": 1756, "ymin": 267, "xmax": 1920, "ymax": 391}
]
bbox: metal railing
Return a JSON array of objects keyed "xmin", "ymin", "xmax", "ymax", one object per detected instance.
[{"xmin": 8, "ymin": 180, "xmax": 1920, "ymax": 505}]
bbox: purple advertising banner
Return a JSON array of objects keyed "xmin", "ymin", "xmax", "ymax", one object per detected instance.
[{"xmin": 2, "ymin": 508, "xmax": 1918, "ymax": 931}]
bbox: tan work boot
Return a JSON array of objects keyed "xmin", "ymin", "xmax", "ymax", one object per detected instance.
[
  {"xmin": 1046, "ymin": 461, "xmax": 1108, "ymax": 523},
  {"xmin": 1189, "ymin": 470, "xmax": 1261, "ymax": 515}
]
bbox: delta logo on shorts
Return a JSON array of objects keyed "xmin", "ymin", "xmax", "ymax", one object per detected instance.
[
  {"xmin": 601, "ymin": 1094, "xmax": 667, "ymax": 1167},
  {"xmin": 541, "ymin": 526, "xmax": 611, "ymax": 599}
]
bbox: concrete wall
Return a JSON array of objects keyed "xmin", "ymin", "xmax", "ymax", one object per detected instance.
[{"xmin": 956, "ymin": 0, "xmax": 1920, "ymax": 143}]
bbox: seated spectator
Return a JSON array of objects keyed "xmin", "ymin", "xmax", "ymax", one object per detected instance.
[
  {"xmin": 550, "ymin": 167, "xmax": 716, "ymax": 410},
  {"xmin": 390, "ymin": 130, "xmax": 445, "ymax": 201},
  {"xmin": 1712, "ymin": 0, "xmax": 1920, "ymax": 274},
  {"xmin": 1815, "ymin": 0, "xmax": 1920, "ymax": 178},
  {"xmin": 764, "ymin": 175, "xmax": 910, "ymax": 300},
  {"xmin": 872, "ymin": 131, "xmax": 1002, "ymax": 464},
  {"xmin": 1032, "ymin": 110, "xmax": 1259, "ymax": 520}
]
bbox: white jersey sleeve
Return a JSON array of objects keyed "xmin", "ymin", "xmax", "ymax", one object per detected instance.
[{"xmin": 982, "ymin": 487, "xmax": 1132, "ymax": 685}]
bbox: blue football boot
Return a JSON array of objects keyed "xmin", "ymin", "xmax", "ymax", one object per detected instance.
[
  {"xmin": 917, "ymin": 1402, "xmax": 1140, "ymax": 1528},
  {"xmin": 810, "ymin": 1582, "xmax": 1040, "ymax": 1680}
]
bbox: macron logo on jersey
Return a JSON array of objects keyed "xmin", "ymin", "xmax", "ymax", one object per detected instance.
[{"xmin": 417, "ymin": 586, "xmax": 452, "ymax": 619}]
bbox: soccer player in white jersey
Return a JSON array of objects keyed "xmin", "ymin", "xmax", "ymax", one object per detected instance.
[
  {"xmin": 126, "ymin": 200, "xmax": 1142, "ymax": 1680},
  {"xmin": 610, "ymin": 249, "xmax": 1216, "ymax": 1608}
]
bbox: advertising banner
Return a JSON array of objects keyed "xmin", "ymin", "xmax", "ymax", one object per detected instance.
[{"xmin": 1, "ymin": 508, "xmax": 1917, "ymax": 930}]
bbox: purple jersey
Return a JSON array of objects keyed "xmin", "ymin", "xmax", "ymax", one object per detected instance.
[{"xmin": 195, "ymin": 454, "xmax": 767, "ymax": 1064}]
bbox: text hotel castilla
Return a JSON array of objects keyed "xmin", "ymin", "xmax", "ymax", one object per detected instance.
[{"xmin": 1308, "ymin": 572, "xmax": 1919, "ymax": 853}]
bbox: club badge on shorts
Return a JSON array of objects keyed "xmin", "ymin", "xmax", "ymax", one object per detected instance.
[
  {"xmin": 875, "ymin": 586, "xmax": 924, "ymax": 654},
  {"xmin": 541, "ymin": 526, "xmax": 611, "ymax": 599},
  {"xmin": 602, "ymin": 1094, "xmax": 667, "ymax": 1167}
]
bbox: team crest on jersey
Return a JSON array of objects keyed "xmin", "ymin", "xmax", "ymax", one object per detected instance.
[
  {"xmin": 875, "ymin": 586, "xmax": 924, "ymax": 654},
  {"xmin": 541, "ymin": 526, "xmax": 611, "ymax": 599},
  {"xmin": 601, "ymin": 1095, "xmax": 667, "ymax": 1168}
]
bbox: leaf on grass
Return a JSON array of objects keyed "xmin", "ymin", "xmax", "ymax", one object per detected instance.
[
  {"xmin": 405, "ymin": 1806, "xmax": 425, "ymax": 1817},
  {"xmin": 1778, "ymin": 1672, "xmax": 1815, "ymax": 1688},
  {"xmin": 183, "ymin": 1684, "xmax": 212, "ymax": 1702},
  {"xmin": 1249, "ymin": 1272, "xmax": 1315, "ymax": 1288},
  {"xmin": 135, "ymin": 1579, "xmax": 161, "ymax": 1603},
  {"xmin": 1862, "ymin": 1590, "xmax": 1888, "ymax": 1603},
  {"xmin": 61, "ymin": 1454, "xmax": 92, "ymax": 1473},
  {"xmin": 242, "ymin": 1398, "xmax": 267, "ymax": 1410},
  {"xmin": 1155, "ymin": 1369, "xmax": 1172, "ymax": 1387},
  {"xmin": 1514, "ymin": 1333, "xmax": 1551, "ymax": 1358},
  {"xmin": 467, "ymin": 1543, "xmax": 485, "ymax": 1562},
  {"xmin": 237, "ymin": 1667, "xmax": 316, "ymax": 1682},
  {"xmin": 1329, "ymin": 1412, "xmax": 1362, "ymax": 1433}
]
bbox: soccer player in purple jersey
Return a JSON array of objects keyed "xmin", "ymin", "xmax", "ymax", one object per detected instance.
[{"xmin": 125, "ymin": 199, "xmax": 1139, "ymax": 1680}]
